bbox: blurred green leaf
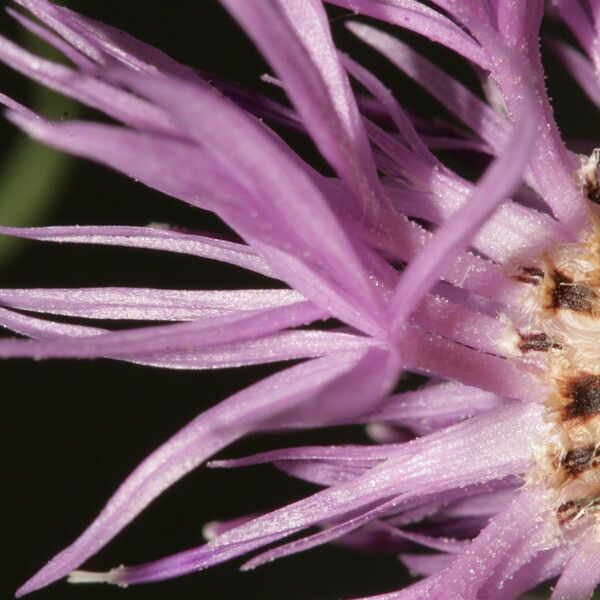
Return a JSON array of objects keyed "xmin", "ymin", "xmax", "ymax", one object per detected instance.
[{"xmin": 0, "ymin": 33, "xmax": 77, "ymax": 267}]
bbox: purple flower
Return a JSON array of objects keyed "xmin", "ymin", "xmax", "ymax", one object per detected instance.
[{"xmin": 2, "ymin": 0, "xmax": 600, "ymax": 598}]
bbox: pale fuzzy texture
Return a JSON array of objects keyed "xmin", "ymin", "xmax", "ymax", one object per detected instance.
[{"xmin": 2, "ymin": 1, "xmax": 600, "ymax": 599}]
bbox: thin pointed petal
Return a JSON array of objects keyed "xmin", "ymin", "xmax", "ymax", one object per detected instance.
[
  {"xmin": 0, "ymin": 301, "xmax": 326, "ymax": 360},
  {"xmin": 547, "ymin": 39, "xmax": 600, "ymax": 109},
  {"xmin": 0, "ymin": 287, "xmax": 306, "ymax": 321},
  {"xmin": 16, "ymin": 350, "xmax": 370, "ymax": 596},
  {"xmin": 89, "ymin": 402, "xmax": 542, "ymax": 587},
  {"xmin": 388, "ymin": 93, "xmax": 537, "ymax": 331},
  {"xmin": 550, "ymin": 535, "xmax": 600, "ymax": 600},
  {"xmin": 347, "ymin": 23, "xmax": 508, "ymax": 152},
  {"xmin": 220, "ymin": 0, "xmax": 395, "ymax": 228},
  {"xmin": 0, "ymin": 224, "xmax": 275, "ymax": 277},
  {"xmin": 326, "ymin": 0, "xmax": 489, "ymax": 68}
]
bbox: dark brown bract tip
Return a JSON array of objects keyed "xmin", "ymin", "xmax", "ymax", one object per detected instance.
[
  {"xmin": 514, "ymin": 266, "xmax": 544, "ymax": 285},
  {"xmin": 561, "ymin": 445, "xmax": 596, "ymax": 476},
  {"xmin": 563, "ymin": 373, "xmax": 600, "ymax": 420},
  {"xmin": 585, "ymin": 179, "xmax": 600, "ymax": 204},
  {"xmin": 557, "ymin": 500, "xmax": 576, "ymax": 524},
  {"xmin": 549, "ymin": 269, "xmax": 596, "ymax": 314},
  {"xmin": 557, "ymin": 498, "xmax": 599, "ymax": 525},
  {"xmin": 518, "ymin": 332, "xmax": 562, "ymax": 353}
]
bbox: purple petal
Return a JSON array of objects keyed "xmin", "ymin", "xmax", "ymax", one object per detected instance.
[
  {"xmin": 488, "ymin": 544, "xmax": 574, "ymax": 600},
  {"xmin": 553, "ymin": 0, "xmax": 596, "ymax": 53},
  {"xmin": 134, "ymin": 330, "xmax": 376, "ymax": 371},
  {"xmin": 550, "ymin": 534, "xmax": 600, "ymax": 600},
  {"xmin": 376, "ymin": 522, "xmax": 468, "ymax": 554},
  {"xmin": 426, "ymin": 489, "xmax": 549, "ymax": 598},
  {"xmin": 462, "ymin": 5, "xmax": 588, "ymax": 231},
  {"xmin": 341, "ymin": 54, "xmax": 435, "ymax": 163},
  {"xmin": 400, "ymin": 553, "xmax": 455, "ymax": 577},
  {"xmin": 0, "ymin": 34, "xmax": 172, "ymax": 132},
  {"xmin": 0, "ymin": 306, "xmax": 102, "ymax": 338},
  {"xmin": 359, "ymin": 576, "xmax": 438, "ymax": 599},
  {"xmin": 547, "ymin": 38, "xmax": 600, "ymax": 108},
  {"xmin": 388, "ymin": 90, "xmax": 537, "ymax": 331},
  {"xmin": 4, "ymin": 110, "xmax": 247, "ymax": 214},
  {"xmin": 325, "ymin": 0, "xmax": 489, "ymax": 68},
  {"xmin": 240, "ymin": 493, "xmax": 469, "ymax": 570},
  {"xmin": 267, "ymin": 378, "xmax": 508, "ymax": 430},
  {"xmin": 98, "ymin": 69, "xmax": 389, "ymax": 336},
  {"xmin": 264, "ymin": 345, "xmax": 403, "ymax": 427},
  {"xmin": 16, "ymin": 350, "xmax": 371, "ymax": 596},
  {"xmin": 347, "ymin": 23, "xmax": 509, "ymax": 152},
  {"xmin": 398, "ymin": 320, "xmax": 543, "ymax": 403},
  {"xmin": 210, "ymin": 444, "xmax": 404, "ymax": 469},
  {"xmin": 13, "ymin": 0, "xmax": 197, "ymax": 78},
  {"xmin": 202, "ymin": 514, "xmax": 262, "ymax": 542},
  {"xmin": 435, "ymin": 487, "xmax": 514, "ymax": 520},
  {"xmin": 366, "ymin": 209, "xmax": 521, "ymax": 305},
  {"xmin": 0, "ymin": 91, "xmax": 40, "ymax": 120},
  {"xmin": 273, "ymin": 459, "xmax": 370, "ymax": 486},
  {"xmin": 0, "ymin": 304, "xmax": 373, "ymax": 370},
  {"xmin": 7, "ymin": 6, "xmax": 95, "ymax": 70},
  {"xmin": 240, "ymin": 497, "xmax": 405, "ymax": 570},
  {"xmin": 220, "ymin": 0, "xmax": 398, "ymax": 231},
  {"xmin": 0, "ymin": 287, "xmax": 306, "ymax": 321},
  {"xmin": 95, "ymin": 402, "xmax": 541, "ymax": 586},
  {"xmin": 0, "ymin": 301, "xmax": 326, "ymax": 360},
  {"xmin": 386, "ymin": 184, "xmax": 568, "ymax": 264},
  {"xmin": 410, "ymin": 295, "xmax": 506, "ymax": 355},
  {"xmin": 366, "ymin": 381, "xmax": 508, "ymax": 430},
  {"xmin": 0, "ymin": 224, "xmax": 275, "ymax": 277}
]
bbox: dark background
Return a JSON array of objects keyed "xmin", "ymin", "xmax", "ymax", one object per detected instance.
[{"xmin": 1, "ymin": 2, "xmax": 598, "ymax": 600}]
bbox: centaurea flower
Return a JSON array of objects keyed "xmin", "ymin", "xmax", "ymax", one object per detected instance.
[{"xmin": 2, "ymin": 0, "xmax": 600, "ymax": 598}]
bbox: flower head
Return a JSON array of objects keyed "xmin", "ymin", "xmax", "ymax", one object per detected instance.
[{"xmin": 3, "ymin": 0, "xmax": 600, "ymax": 598}]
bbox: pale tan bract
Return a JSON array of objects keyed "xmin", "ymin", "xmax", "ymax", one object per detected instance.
[{"xmin": 509, "ymin": 151, "xmax": 600, "ymax": 538}]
